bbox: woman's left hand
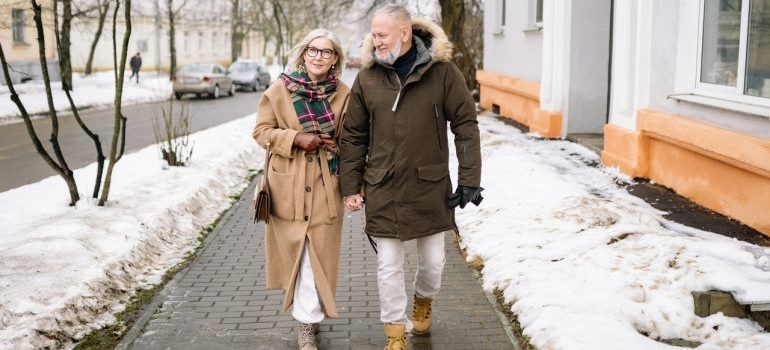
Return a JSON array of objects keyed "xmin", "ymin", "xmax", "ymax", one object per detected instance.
[{"xmin": 319, "ymin": 134, "xmax": 337, "ymax": 152}]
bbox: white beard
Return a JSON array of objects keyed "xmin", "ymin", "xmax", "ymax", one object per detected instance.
[{"xmin": 374, "ymin": 40, "xmax": 402, "ymax": 65}]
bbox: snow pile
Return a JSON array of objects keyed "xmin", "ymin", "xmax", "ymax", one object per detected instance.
[
  {"xmin": 0, "ymin": 115, "xmax": 261, "ymax": 349},
  {"xmin": 0, "ymin": 71, "xmax": 172, "ymax": 125},
  {"xmin": 452, "ymin": 115, "xmax": 770, "ymax": 350}
]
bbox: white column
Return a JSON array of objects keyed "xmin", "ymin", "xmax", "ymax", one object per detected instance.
[
  {"xmin": 608, "ymin": 0, "xmax": 653, "ymax": 130},
  {"xmin": 539, "ymin": 0, "xmax": 572, "ymax": 137}
]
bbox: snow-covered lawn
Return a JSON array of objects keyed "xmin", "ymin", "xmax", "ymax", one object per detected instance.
[
  {"xmin": 0, "ymin": 71, "xmax": 173, "ymax": 125},
  {"xmin": 453, "ymin": 114, "xmax": 770, "ymax": 350},
  {"xmin": 0, "ymin": 115, "xmax": 260, "ymax": 349},
  {"xmin": 2, "ymin": 93, "xmax": 767, "ymax": 350}
]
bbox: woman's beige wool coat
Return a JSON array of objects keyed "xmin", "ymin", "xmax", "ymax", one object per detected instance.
[{"xmin": 252, "ymin": 79, "xmax": 351, "ymax": 317}]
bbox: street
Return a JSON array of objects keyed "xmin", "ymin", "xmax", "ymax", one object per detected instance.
[{"xmin": 0, "ymin": 92, "xmax": 262, "ymax": 192}]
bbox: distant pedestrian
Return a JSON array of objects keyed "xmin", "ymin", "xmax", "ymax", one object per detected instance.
[
  {"xmin": 339, "ymin": 4, "xmax": 483, "ymax": 350},
  {"xmin": 129, "ymin": 52, "xmax": 142, "ymax": 83},
  {"xmin": 251, "ymin": 28, "xmax": 349, "ymax": 350}
]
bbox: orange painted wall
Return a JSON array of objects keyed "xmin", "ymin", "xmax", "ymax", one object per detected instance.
[
  {"xmin": 476, "ymin": 70, "xmax": 562, "ymax": 138},
  {"xmin": 602, "ymin": 108, "xmax": 770, "ymax": 236}
]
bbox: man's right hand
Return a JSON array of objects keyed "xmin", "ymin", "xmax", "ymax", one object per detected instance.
[
  {"xmin": 344, "ymin": 194, "xmax": 365, "ymax": 211},
  {"xmin": 294, "ymin": 133, "xmax": 324, "ymax": 152}
]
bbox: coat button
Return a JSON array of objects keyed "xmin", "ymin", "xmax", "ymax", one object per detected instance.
[
  {"xmin": 304, "ymin": 216, "xmax": 309, "ymax": 221},
  {"xmin": 307, "ymin": 156, "xmax": 313, "ymax": 163},
  {"xmin": 306, "ymin": 186, "xmax": 311, "ymax": 192}
]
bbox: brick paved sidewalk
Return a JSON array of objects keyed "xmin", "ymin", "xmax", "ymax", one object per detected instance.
[{"xmin": 118, "ymin": 182, "xmax": 517, "ymax": 350}]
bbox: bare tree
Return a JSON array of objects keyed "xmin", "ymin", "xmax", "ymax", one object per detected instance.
[
  {"xmin": 0, "ymin": 0, "xmax": 80, "ymax": 205},
  {"xmin": 152, "ymin": 98, "xmax": 194, "ymax": 167},
  {"xmin": 166, "ymin": 0, "xmax": 191, "ymax": 80},
  {"xmin": 98, "ymin": 0, "xmax": 131, "ymax": 205},
  {"xmin": 438, "ymin": 0, "xmax": 483, "ymax": 92},
  {"xmin": 54, "ymin": 0, "xmax": 108, "ymax": 198},
  {"xmin": 84, "ymin": 0, "xmax": 111, "ymax": 75}
]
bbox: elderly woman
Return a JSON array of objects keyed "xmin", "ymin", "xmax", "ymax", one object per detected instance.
[{"xmin": 252, "ymin": 29, "xmax": 349, "ymax": 350}]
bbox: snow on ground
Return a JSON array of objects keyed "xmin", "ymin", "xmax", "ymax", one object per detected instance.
[
  {"xmin": 0, "ymin": 115, "xmax": 261, "ymax": 349},
  {"xmin": 0, "ymin": 71, "xmax": 172, "ymax": 125},
  {"xmin": 452, "ymin": 114, "xmax": 770, "ymax": 350}
]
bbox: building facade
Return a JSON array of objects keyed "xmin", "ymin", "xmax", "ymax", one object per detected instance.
[
  {"xmin": 0, "ymin": 0, "xmax": 60, "ymax": 84},
  {"xmin": 69, "ymin": 0, "xmax": 264, "ymax": 73},
  {"xmin": 1, "ymin": 0, "xmax": 265, "ymax": 81},
  {"xmin": 479, "ymin": 0, "xmax": 770, "ymax": 236}
]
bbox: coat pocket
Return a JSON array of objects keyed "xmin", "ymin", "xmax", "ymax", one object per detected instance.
[
  {"xmin": 364, "ymin": 167, "xmax": 391, "ymax": 186},
  {"xmin": 417, "ymin": 163, "xmax": 449, "ymax": 182},
  {"xmin": 267, "ymin": 169, "xmax": 296, "ymax": 220}
]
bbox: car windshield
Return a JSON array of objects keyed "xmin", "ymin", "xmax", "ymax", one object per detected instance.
[
  {"xmin": 229, "ymin": 62, "xmax": 259, "ymax": 72},
  {"xmin": 182, "ymin": 64, "xmax": 213, "ymax": 73}
]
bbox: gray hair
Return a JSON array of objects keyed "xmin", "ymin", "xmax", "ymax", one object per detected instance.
[
  {"xmin": 287, "ymin": 28, "xmax": 346, "ymax": 78},
  {"xmin": 373, "ymin": 3, "xmax": 411, "ymax": 24}
]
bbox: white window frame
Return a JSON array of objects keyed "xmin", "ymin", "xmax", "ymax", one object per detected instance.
[
  {"xmin": 524, "ymin": 0, "xmax": 544, "ymax": 31},
  {"xmin": 492, "ymin": 0, "xmax": 505, "ymax": 36},
  {"xmin": 693, "ymin": 0, "xmax": 770, "ymax": 108}
]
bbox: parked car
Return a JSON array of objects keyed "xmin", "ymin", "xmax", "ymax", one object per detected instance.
[
  {"xmin": 227, "ymin": 59, "xmax": 271, "ymax": 92},
  {"xmin": 173, "ymin": 63, "xmax": 235, "ymax": 100}
]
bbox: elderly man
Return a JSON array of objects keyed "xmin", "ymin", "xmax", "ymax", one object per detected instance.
[{"xmin": 339, "ymin": 4, "xmax": 482, "ymax": 350}]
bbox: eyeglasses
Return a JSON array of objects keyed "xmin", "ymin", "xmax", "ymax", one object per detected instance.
[{"xmin": 305, "ymin": 46, "xmax": 336, "ymax": 59}]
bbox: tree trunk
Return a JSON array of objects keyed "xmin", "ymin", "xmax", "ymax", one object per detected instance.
[
  {"xmin": 168, "ymin": 0, "xmax": 177, "ymax": 80},
  {"xmin": 55, "ymin": 0, "xmax": 73, "ymax": 91},
  {"xmin": 33, "ymin": 0, "xmax": 80, "ymax": 204},
  {"xmin": 438, "ymin": 0, "xmax": 477, "ymax": 91},
  {"xmin": 85, "ymin": 0, "xmax": 110, "ymax": 75},
  {"xmin": 231, "ymin": 0, "xmax": 240, "ymax": 62},
  {"xmin": 55, "ymin": 0, "xmax": 106, "ymax": 198},
  {"xmin": 99, "ymin": 0, "xmax": 131, "ymax": 206}
]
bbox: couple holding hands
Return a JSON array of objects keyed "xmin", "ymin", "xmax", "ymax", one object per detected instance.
[{"xmin": 251, "ymin": 4, "xmax": 482, "ymax": 350}]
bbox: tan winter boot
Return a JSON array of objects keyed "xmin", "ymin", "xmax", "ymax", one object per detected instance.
[
  {"xmin": 383, "ymin": 323, "xmax": 407, "ymax": 350},
  {"xmin": 298, "ymin": 322, "xmax": 318, "ymax": 350},
  {"xmin": 411, "ymin": 296, "xmax": 433, "ymax": 335}
]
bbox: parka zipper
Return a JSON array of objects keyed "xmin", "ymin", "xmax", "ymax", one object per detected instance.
[{"xmin": 391, "ymin": 77, "xmax": 403, "ymax": 112}]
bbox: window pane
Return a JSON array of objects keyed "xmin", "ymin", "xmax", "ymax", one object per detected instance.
[
  {"xmin": 701, "ymin": 0, "xmax": 742, "ymax": 86},
  {"xmin": 536, "ymin": 0, "xmax": 544, "ymax": 23},
  {"xmin": 12, "ymin": 9, "xmax": 25, "ymax": 43},
  {"xmin": 745, "ymin": 0, "xmax": 770, "ymax": 98}
]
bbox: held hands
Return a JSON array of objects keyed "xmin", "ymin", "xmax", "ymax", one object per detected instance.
[
  {"xmin": 294, "ymin": 133, "xmax": 337, "ymax": 153},
  {"xmin": 448, "ymin": 185, "xmax": 484, "ymax": 209},
  {"xmin": 344, "ymin": 194, "xmax": 365, "ymax": 211}
]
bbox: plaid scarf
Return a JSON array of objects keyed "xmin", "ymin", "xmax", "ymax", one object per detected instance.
[{"xmin": 281, "ymin": 71, "xmax": 339, "ymax": 174}]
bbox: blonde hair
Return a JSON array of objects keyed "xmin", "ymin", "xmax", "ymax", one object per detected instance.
[{"xmin": 288, "ymin": 29, "xmax": 346, "ymax": 78}]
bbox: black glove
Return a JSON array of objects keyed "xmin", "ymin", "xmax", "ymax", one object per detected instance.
[{"xmin": 448, "ymin": 185, "xmax": 484, "ymax": 209}]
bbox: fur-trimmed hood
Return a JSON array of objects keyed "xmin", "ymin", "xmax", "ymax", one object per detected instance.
[{"xmin": 361, "ymin": 17, "xmax": 454, "ymax": 69}]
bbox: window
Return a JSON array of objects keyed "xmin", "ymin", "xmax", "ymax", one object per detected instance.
[
  {"xmin": 744, "ymin": 0, "xmax": 770, "ymax": 98},
  {"xmin": 12, "ymin": 9, "xmax": 26, "ymax": 44},
  {"xmin": 184, "ymin": 31, "xmax": 190, "ymax": 53},
  {"xmin": 493, "ymin": 0, "xmax": 505, "ymax": 35},
  {"xmin": 137, "ymin": 39, "xmax": 148, "ymax": 52},
  {"xmin": 212, "ymin": 32, "xmax": 217, "ymax": 50},
  {"xmin": 524, "ymin": 0, "xmax": 544, "ymax": 31},
  {"xmin": 698, "ymin": 0, "xmax": 770, "ymax": 102},
  {"xmin": 198, "ymin": 32, "xmax": 204, "ymax": 52}
]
